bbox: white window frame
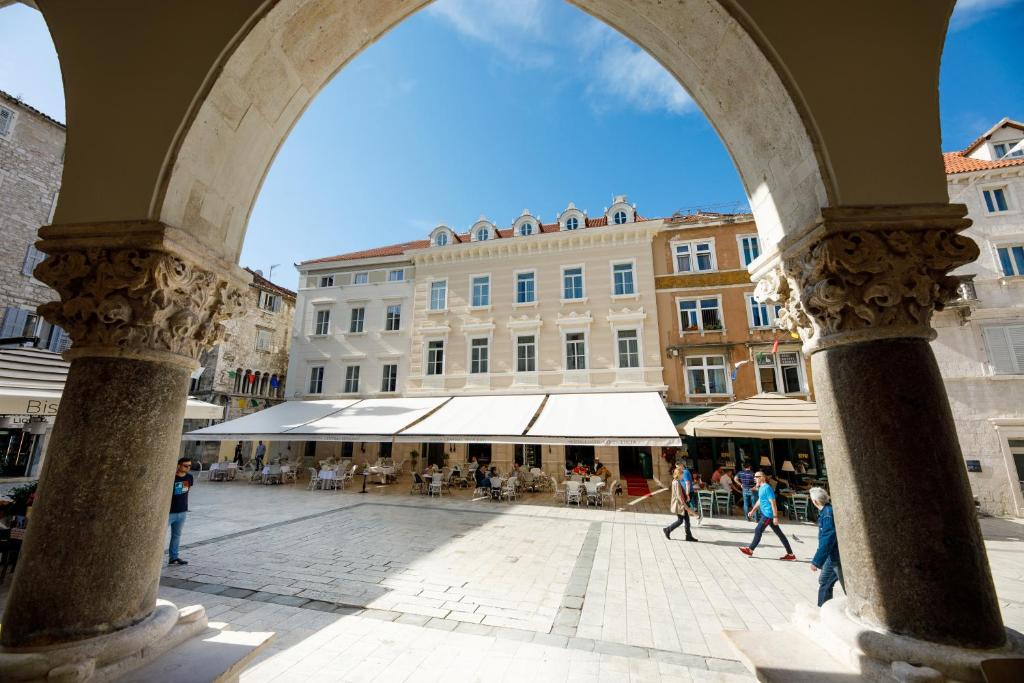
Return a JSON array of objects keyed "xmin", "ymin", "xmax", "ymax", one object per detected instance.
[
  {"xmin": 313, "ymin": 307, "xmax": 331, "ymax": 336},
  {"xmin": 517, "ymin": 222, "xmax": 535, "ymax": 237},
  {"xmin": 384, "ymin": 303, "xmax": 402, "ymax": 331},
  {"xmin": 474, "ymin": 227, "xmax": 491, "ymax": 241},
  {"xmin": 684, "ymin": 355, "xmax": 730, "ymax": 396},
  {"xmin": 615, "ymin": 328, "xmax": 641, "ymax": 369},
  {"xmin": 429, "ymin": 279, "xmax": 448, "ymax": 311},
  {"xmin": 563, "ymin": 330, "xmax": 588, "ymax": 371},
  {"xmin": 434, "ymin": 231, "xmax": 450, "ymax": 247},
  {"xmin": 258, "ymin": 291, "xmax": 281, "ymax": 312},
  {"xmin": 344, "ymin": 365, "xmax": 361, "ymax": 393},
  {"xmin": 610, "ymin": 259, "xmax": 637, "ymax": 298},
  {"xmin": 561, "ymin": 264, "xmax": 586, "ymax": 302},
  {"xmin": 745, "ymin": 293, "xmax": 782, "ymax": 329},
  {"xmin": 676, "ymin": 295, "xmax": 724, "ymax": 333},
  {"xmin": 672, "ymin": 238, "xmax": 718, "ymax": 274},
  {"xmin": 387, "ymin": 269, "xmax": 405, "ymax": 282},
  {"xmin": 613, "ymin": 210, "xmax": 628, "ymax": 225},
  {"xmin": 514, "ymin": 269, "xmax": 537, "ymax": 306},
  {"xmin": 564, "ymin": 216, "xmax": 579, "ymax": 231},
  {"xmin": 308, "ymin": 366, "xmax": 325, "ymax": 394},
  {"xmin": 994, "ymin": 140, "xmax": 1024, "ymax": 159},
  {"xmin": 381, "ymin": 364, "xmax": 398, "ymax": 393},
  {"xmin": 737, "ymin": 234, "xmax": 761, "ymax": 267},
  {"xmin": 469, "ymin": 337, "xmax": 490, "ymax": 374},
  {"xmin": 318, "ymin": 274, "xmax": 335, "ymax": 288},
  {"xmin": 980, "ymin": 184, "xmax": 1015, "ymax": 215},
  {"xmin": 470, "ymin": 273, "xmax": 491, "ymax": 309},
  {"xmin": 754, "ymin": 351, "xmax": 806, "ymax": 395},
  {"xmin": 349, "ymin": 307, "xmax": 365, "ymax": 333},
  {"xmin": 425, "ymin": 339, "xmax": 446, "ymax": 376},
  {"xmin": 996, "ymin": 243, "xmax": 1024, "ymax": 278},
  {"xmin": 515, "ymin": 334, "xmax": 537, "ymax": 373},
  {"xmin": 353, "ymin": 271, "xmax": 369, "ymax": 285}
]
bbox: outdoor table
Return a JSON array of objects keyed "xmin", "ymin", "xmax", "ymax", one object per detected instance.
[{"xmin": 315, "ymin": 469, "xmax": 337, "ymax": 491}]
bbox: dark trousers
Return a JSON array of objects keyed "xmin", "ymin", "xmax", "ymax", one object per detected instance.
[
  {"xmin": 817, "ymin": 557, "xmax": 845, "ymax": 606},
  {"xmin": 750, "ymin": 516, "xmax": 793, "ymax": 554},
  {"xmin": 665, "ymin": 513, "xmax": 692, "ymax": 537}
]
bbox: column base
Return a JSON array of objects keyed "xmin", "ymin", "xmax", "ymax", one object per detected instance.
[
  {"xmin": 0, "ymin": 600, "xmax": 207, "ymax": 682},
  {"xmin": 725, "ymin": 598, "xmax": 1024, "ymax": 682}
]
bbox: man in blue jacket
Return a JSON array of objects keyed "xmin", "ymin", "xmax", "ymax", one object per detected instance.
[{"xmin": 809, "ymin": 486, "xmax": 843, "ymax": 606}]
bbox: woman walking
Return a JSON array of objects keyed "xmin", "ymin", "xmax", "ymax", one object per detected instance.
[{"xmin": 663, "ymin": 465, "xmax": 698, "ymax": 542}]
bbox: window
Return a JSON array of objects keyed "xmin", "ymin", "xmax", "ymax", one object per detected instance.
[
  {"xmin": 344, "ymin": 366, "xmax": 360, "ymax": 393},
  {"xmin": 613, "ymin": 210, "xmax": 628, "ymax": 225},
  {"xmin": 612, "ymin": 262, "xmax": 635, "ymax": 296},
  {"xmin": 674, "ymin": 240, "xmax": 716, "ymax": 272},
  {"xmin": 308, "ymin": 366, "xmax": 325, "ymax": 394},
  {"xmin": 565, "ymin": 333, "xmax": 586, "ymax": 370},
  {"xmin": 381, "ymin": 364, "xmax": 398, "ymax": 392},
  {"xmin": 387, "ymin": 269, "xmax": 405, "ymax": 282},
  {"xmin": 258, "ymin": 291, "xmax": 281, "ymax": 312},
  {"xmin": 470, "ymin": 338, "xmax": 489, "ymax": 374},
  {"xmin": 739, "ymin": 235, "xmax": 761, "ymax": 267},
  {"xmin": 994, "ymin": 141, "xmax": 1024, "ymax": 159},
  {"xmin": 22, "ymin": 245, "xmax": 46, "ymax": 277},
  {"xmin": 430, "ymin": 280, "xmax": 447, "ymax": 310},
  {"xmin": 983, "ymin": 325, "xmax": 1024, "ymax": 374},
  {"xmin": 475, "ymin": 228, "xmax": 490, "ymax": 241},
  {"xmin": 435, "ymin": 232, "xmax": 449, "ymax": 246},
  {"xmin": 686, "ymin": 355, "xmax": 728, "ymax": 395},
  {"xmin": 0, "ymin": 106, "xmax": 12, "ymax": 136},
  {"xmin": 318, "ymin": 274, "xmax": 335, "ymax": 287},
  {"xmin": 349, "ymin": 307, "xmax": 365, "ymax": 333},
  {"xmin": 678, "ymin": 297, "xmax": 722, "ymax": 331},
  {"xmin": 757, "ymin": 351, "xmax": 803, "ymax": 393},
  {"xmin": 426, "ymin": 340, "xmax": 445, "ymax": 375},
  {"xmin": 518, "ymin": 222, "xmax": 535, "ymax": 236},
  {"xmin": 516, "ymin": 335, "xmax": 536, "ymax": 372},
  {"xmin": 563, "ymin": 267, "xmax": 584, "ymax": 300},
  {"xmin": 997, "ymin": 245, "xmax": 1024, "ymax": 277},
  {"xmin": 353, "ymin": 272, "xmax": 369, "ymax": 285},
  {"xmin": 617, "ymin": 329, "xmax": 640, "ymax": 368},
  {"xmin": 565, "ymin": 216, "xmax": 579, "ymax": 230},
  {"xmin": 516, "ymin": 272, "xmax": 536, "ymax": 304},
  {"xmin": 471, "ymin": 275, "xmax": 490, "ymax": 307},
  {"xmin": 747, "ymin": 294, "xmax": 782, "ymax": 328},
  {"xmin": 385, "ymin": 304, "xmax": 402, "ymax": 331},
  {"xmin": 314, "ymin": 308, "xmax": 331, "ymax": 335},
  {"xmin": 983, "ymin": 187, "xmax": 1010, "ymax": 213},
  {"xmin": 255, "ymin": 329, "xmax": 272, "ymax": 352}
]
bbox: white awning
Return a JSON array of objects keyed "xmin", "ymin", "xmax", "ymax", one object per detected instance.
[
  {"xmin": 681, "ymin": 393, "xmax": 820, "ymax": 440},
  {"xmin": 1, "ymin": 347, "xmax": 223, "ymax": 420},
  {"xmin": 288, "ymin": 397, "xmax": 449, "ymax": 442},
  {"xmin": 396, "ymin": 394, "xmax": 546, "ymax": 443},
  {"xmin": 182, "ymin": 399, "xmax": 360, "ymax": 440},
  {"xmin": 526, "ymin": 392, "xmax": 682, "ymax": 447}
]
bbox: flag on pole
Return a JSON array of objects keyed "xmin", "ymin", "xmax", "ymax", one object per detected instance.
[
  {"xmin": 731, "ymin": 359, "xmax": 751, "ymax": 381},
  {"xmin": 772, "ymin": 335, "xmax": 780, "ymax": 353},
  {"xmin": 270, "ymin": 376, "xmax": 279, "ymax": 389}
]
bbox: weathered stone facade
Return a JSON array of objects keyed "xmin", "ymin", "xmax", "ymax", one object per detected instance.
[{"xmin": 0, "ymin": 92, "xmax": 65, "ymax": 347}]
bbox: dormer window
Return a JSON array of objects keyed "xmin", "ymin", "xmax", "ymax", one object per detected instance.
[
  {"xmin": 435, "ymin": 232, "xmax": 449, "ymax": 246},
  {"xmin": 565, "ymin": 216, "xmax": 579, "ymax": 230},
  {"xmin": 613, "ymin": 210, "xmax": 628, "ymax": 225},
  {"xmin": 994, "ymin": 141, "xmax": 1024, "ymax": 159},
  {"xmin": 518, "ymin": 222, "xmax": 535, "ymax": 236},
  {"xmin": 475, "ymin": 227, "xmax": 490, "ymax": 241}
]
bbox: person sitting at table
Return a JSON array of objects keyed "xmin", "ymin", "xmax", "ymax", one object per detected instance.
[
  {"xmin": 594, "ymin": 462, "xmax": 611, "ymax": 482},
  {"xmin": 511, "ymin": 462, "xmax": 522, "ymax": 477},
  {"xmin": 719, "ymin": 467, "xmax": 734, "ymax": 492},
  {"xmin": 572, "ymin": 462, "xmax": 589, "ymax": 476},
  {"xmin": 711, "ymin": 466, "xmax": 723, "ymax": 485},
  {"xmin": 475, "ymin": 464, "xmax": 490, "ymax": 489}
]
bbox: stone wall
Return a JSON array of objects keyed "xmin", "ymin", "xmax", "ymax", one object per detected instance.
[{"xmin": 0, "ymin": 95, "xmax": 64, "ymax": 316}]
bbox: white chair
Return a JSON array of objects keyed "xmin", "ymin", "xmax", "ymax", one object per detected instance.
[
  {"xmin": 602, "ymin": 480, "xmax": 618, "ymax": 507},
  {"xmin": 490, "ymin": 477, "xmax": 504, "ymax": 500},
  {"xmin": 584, "ymin": 480, "xmax": 601, "ymax": 507},
  {"xmin": 428, "ymin": 475, "xmax": 445, "ymax": 497},
  {"xmin": 207, "ymin": 462, "xmax": 221, "ymax": 481},
  {"xmin": 551, "ymin": 477, "xmax": 565, "ymax": 503},
  {"xmin": 501, "ymin": 476, "xmax": 519, "ymax": 503},
  {"xmin": 565, "ymin": 481, "xmax": 583, "ymax": 506},
  {"xmin": 307, "ymin": 468, "xmax": 320, "ymax": 490},
  {"xmin": 226, "ymin": 462, "xmax": 238, "ymax": 481}
]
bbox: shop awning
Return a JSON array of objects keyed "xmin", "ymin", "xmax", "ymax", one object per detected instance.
[
  {"xmin": 681, "ymin": 393, "xmax": 820, "ymax": 440},
  {"xmin": 526, "ymin": 392, "xmax": 682, "ymax": 447},
  {"xmin": 396, "ymin": 394, "xmax": 546, "ymax": 443},
  {"xmin": 185, "ymin": 391, "xmax": 681, "ymax": 447},
  {"xmin": 0, "ymin": 347, "xmax": 223, "ymax": 420}
]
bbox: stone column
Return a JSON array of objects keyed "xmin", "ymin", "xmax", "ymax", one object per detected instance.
[
  {"xmin": 0, "ymin": 223, "xmax": 247, "ymax": 654},
  {"xmin": 754, "ymin": 204, "xmax": 1005, "ymax": 649}
]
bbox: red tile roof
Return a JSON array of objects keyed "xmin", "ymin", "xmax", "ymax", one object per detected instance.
[
  {"xmin": 301, "ymin": 240, "xmax": 431, "ymax": 265},
  {"xmin": 944, "ymin": 151, "xmax": 1024, "ymax": 175},
  {"xmin": 244, "ymin": 268, "xmax": 296, "ymax": 299},
  {"xmin": 960, "ymin": 118, "xmax": 1024, "ymax": 156}
]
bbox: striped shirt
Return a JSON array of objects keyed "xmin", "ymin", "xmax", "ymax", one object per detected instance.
[{"xmin": 736, "ymin": 469, "xmax": 756, "ymax": 490}]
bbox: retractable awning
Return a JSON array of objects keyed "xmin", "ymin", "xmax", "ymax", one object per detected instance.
[
  {"xmin": 184, "ymin": 392, "xmax": 681, "ymax": 447},
  {"xmin": 1, "ymin": 346, "xmax": 224, "ymax": 420},
  {"xmin": 681, "ymin": 393, "xmax": 820, "ymax": 440}
]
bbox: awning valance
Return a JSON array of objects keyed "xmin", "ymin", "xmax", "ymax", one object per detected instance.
[
  {"xmin": 525, "ymin": 392, "xmax": 682, "ymax": 447},
  {"xmin": 681, "ymin": 393, "xmax": 820, "ymax": 440}
]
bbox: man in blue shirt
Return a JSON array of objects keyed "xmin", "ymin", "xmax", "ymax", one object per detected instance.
[
  {"xmin": 809, "ymin": 487, "xmax": 843, "ymax": 605},
  {"xmin": 735, "ymin": 461, "xmax": 757, "ymax": 520},
  {"xmin": 740, "ymin": 471, "xmax": 795, "ymax": 560}
]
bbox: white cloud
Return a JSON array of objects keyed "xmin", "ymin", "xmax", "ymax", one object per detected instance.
[
  {"xmin": 426, "ymin": 0, "xmax": 553, "ymax": 68},
  {"xmin": 950, "ymin": 0, "xmax": 1022, "ymax": 30}
]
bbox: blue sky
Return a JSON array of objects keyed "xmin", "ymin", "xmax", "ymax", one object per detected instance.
[{"xmin": 1, "ymin": 0, "xmax": 1022, "ymax": 290}]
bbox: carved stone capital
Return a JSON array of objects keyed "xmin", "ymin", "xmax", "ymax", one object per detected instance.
[
  {"xmin": 33, "ymin": 222, "xmax": 250, "ymax": 368},
  {"xmin": 753, "ymin": 205, "xmax": 979, "ymax": 354}
]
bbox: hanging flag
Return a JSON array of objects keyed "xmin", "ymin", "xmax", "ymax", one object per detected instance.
[
  {"xmin": 250, "ymin": 399, "xmax": 259, "ymax": 408},
  {"xmin": 226, "ymin": 370, "xmax": 236, "ymax": 378},
  {"xmin": 237, "ymin": 398, "xmax": 246, "ymax": 410},
  {"xmin": 731, "ymin": 359, "xmax": 751, "ymax": 381},
  {"xmin": 270, "ymin": 376, "xmax": 279, "ymax": 388},
  {"xmin": 248, "ymin": 373, "xmax": 256, "ymax": 384},
  {"xmin": 772, "ymin": 335, "xmax": 780, "ymax": 354}
]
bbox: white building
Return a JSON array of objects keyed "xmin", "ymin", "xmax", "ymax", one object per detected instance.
[
  {"xmin": 934, "ymin": 118, "xmax": 1024, "ymax": 516},
  {"xmin": 285, "ymin": 246, "xmax": 419, "ymax": 402}
]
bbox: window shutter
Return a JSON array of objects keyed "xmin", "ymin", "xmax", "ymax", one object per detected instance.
[
  {"xmin": 0, "ymin": 107, "xmax": 12, "ymax": 136},
  {"xmin": 47, "ymin": 326, "xmax": 70, "ymax": 353},
  {"xmin": 22, "ymin": 245, "xmax": 45, "ymax": 276},
  {"xmin": 984, "ymin": 327, "xmax": 1017, "ymax": 374},
  {"xmin": 0, "ymin": 308, "xmax": 28, "ymax": 340},
  {"xmin": 1009, "ymin": 325, "xmax": 1024, "ymax": 372}
]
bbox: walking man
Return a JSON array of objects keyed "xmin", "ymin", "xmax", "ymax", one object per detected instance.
[
  {"xmin": 663, "ymin": 465, "xmax": 698, "ymax": 542},
  {"xmin": 168, "ymin": 457, "xmax": 193, "ymax": 566},
  {"xmin": 232, "ymin": 441, "xmax": 244, "ymax": 465},
  {"xmin": 740, "ymin": 471, "xmax": 795, "ymax": 560},
  {"xmin": 809, "ymin": 487, "xmax": 844, "ymax": 605},
  {"xmin": 254, "ymin": 440, "xmax": 266, "ymax": 469},
  {"xmin": 735, "ymin": 461, "xmax": 757, "ymax": 520}
]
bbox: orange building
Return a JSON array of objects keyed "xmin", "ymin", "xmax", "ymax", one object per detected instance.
[{"xmin": 652, "ymin": 213, "xmax": 815, "ymax": 469}]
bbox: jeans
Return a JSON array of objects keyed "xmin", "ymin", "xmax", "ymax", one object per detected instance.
[
  {"xmin": 168, "ymin": 511, "xmax": 187, "ymax": 560},
  {"xmin": 749, "ymin": 516, "xmax": 793, "ymax": 555},
  {"xmin": 665, "ymin": 513, "xmax": 692, "ymax": 538},
  {"xmin": 817, "ymin": 557, "xmax": 844, "ymax": 606},
  {"xmin": 742, "ymin": 490, "xmax": 757, "ymax": 519}
]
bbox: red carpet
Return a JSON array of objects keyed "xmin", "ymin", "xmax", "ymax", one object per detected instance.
[{"xmin": 623, "ymin": 475, "xmax": 651, "ymax": 497}]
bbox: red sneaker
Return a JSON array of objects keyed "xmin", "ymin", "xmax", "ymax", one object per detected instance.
[
  {"xmin": 780, "ymin": 554, "xmax": 796, "ymax": 561},
  {"xmin": 739, "ymin": 547, "xmax": 753, "ymax": 557}
]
